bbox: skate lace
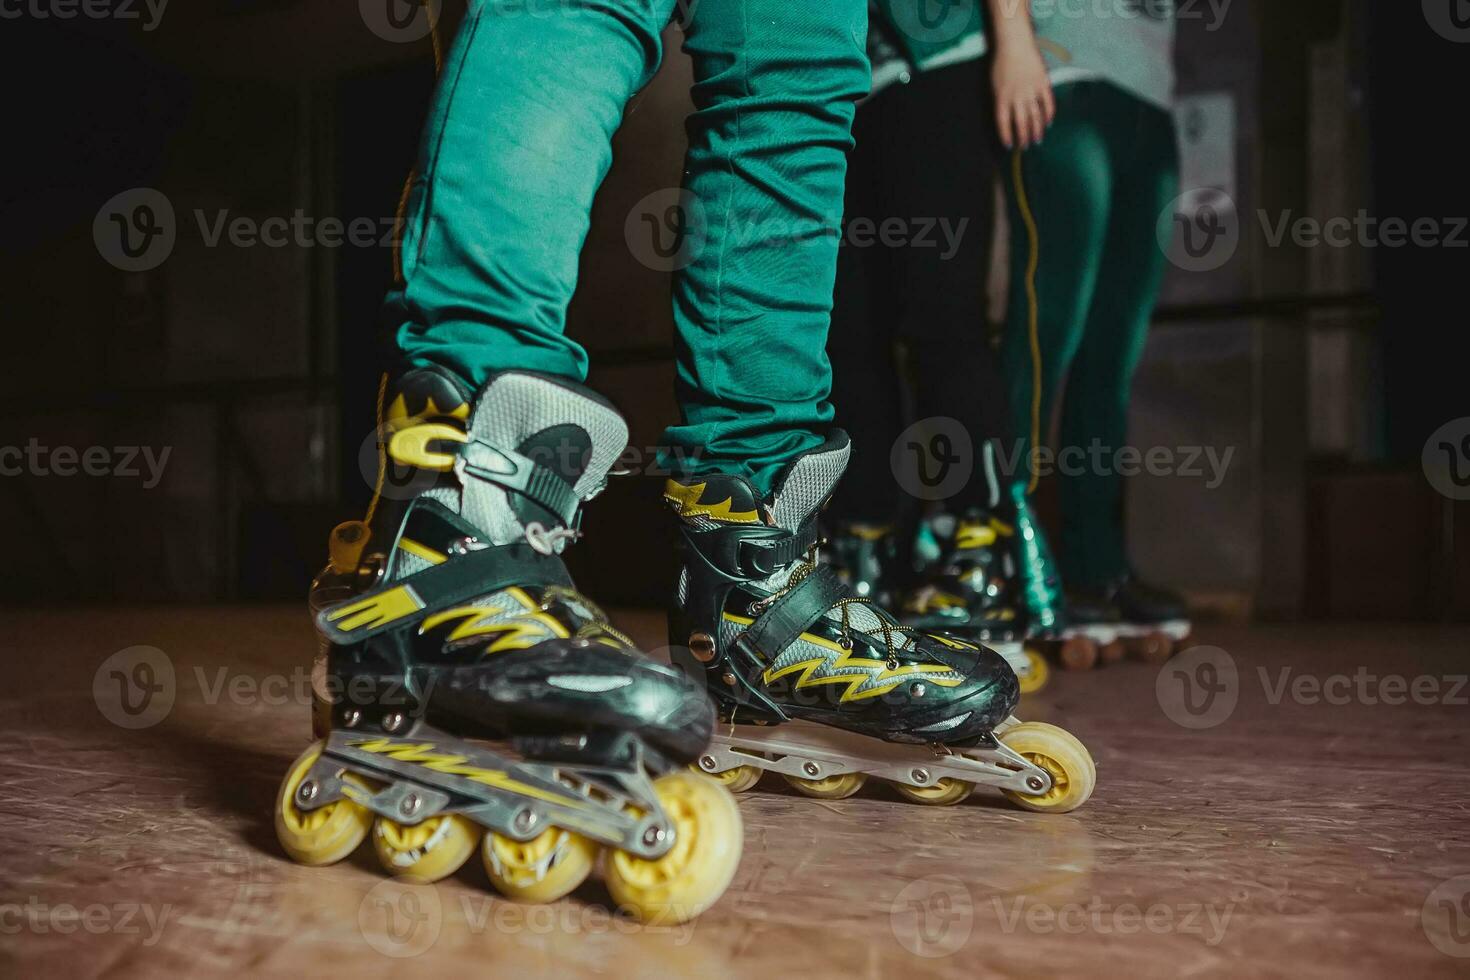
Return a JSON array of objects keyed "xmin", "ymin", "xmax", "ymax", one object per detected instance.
[
  {"xmin": 540, "ymin": 585, "xmax": 637, "ymax": 649},
  {"xmin": 524, "ymin": 521, "xmax": 582, "ymax": 556},
  {"xmin": 751, "ymin": 550, "xmax": 918, "ymax": 666}
]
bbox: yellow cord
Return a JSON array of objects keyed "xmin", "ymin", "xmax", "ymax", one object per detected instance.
[
  {"xmin": 1011, "ymin": 149, "xmax": 1044, "ymax": 494},
  {"xmin": 363, "ymin": 372, "xmax": 390, "ymax": 525}
]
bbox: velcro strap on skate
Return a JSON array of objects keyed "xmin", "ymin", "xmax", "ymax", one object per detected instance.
[
  {"xmin": 735, "ymin": 514, "xmax": 820, "ymax": 579},
  {"xmin": 316, "ymin": 542, "xmax": 572, "ymax": 644},
  {"xmin": 743, "ymin": 564, "xmax": 849, "ymax": 658},
  {"xmin": 456, "ymin": 439, "xmax": 580, "ymax": 527}
]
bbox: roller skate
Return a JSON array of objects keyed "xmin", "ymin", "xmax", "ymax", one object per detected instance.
[
  {"xmin": 279, "ymin": 369, "xmax": 742, "ymax": 924},
  {"xmin": 665, "ymin": 432, "xmax": 1094, "ymax": 812},
  {"xmin": 1065, "ymin": 574, "xmax": 1192, "ymax": 665},
  {"xmin": 901, "ymin": 511, "xmax": 1050, "ymax": 695},
  {"xmin": 825, "ymin": 522, "xmax": 900, "ymax": 605}
]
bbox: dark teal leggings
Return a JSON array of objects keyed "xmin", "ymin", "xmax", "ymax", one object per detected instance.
[{"xmin": 1001, "ymin": 80, "xmax": 1179, "ymax": 589}]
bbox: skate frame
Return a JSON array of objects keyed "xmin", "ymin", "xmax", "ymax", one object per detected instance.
[
  {"xmin": 697, "ymin": 716, "xmax": 1056, "ymax": 796},
  {"xmin": 294, "ymin": 729, "xmax": 677, "ymax": 861}
]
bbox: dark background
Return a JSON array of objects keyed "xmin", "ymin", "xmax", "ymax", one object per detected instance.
[{"xmin": 0, "ymin": 0, "xmax": 1465, "ymax": 619}]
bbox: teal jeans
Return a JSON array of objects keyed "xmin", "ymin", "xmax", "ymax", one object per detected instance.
[
  {"xmin": 387, "ymin": 0, "xmax": 870, "ymax": 493},
  {"xmin": 1001, "ymin": 80, "xmax": 1179, "ymax": 589}
]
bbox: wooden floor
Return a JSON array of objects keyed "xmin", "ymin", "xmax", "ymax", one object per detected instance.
[{"xmin": 2, "ymin": 607, "xmax": 1468, "ymax": 978}]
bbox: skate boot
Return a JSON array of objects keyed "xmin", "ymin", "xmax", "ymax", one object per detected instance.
[
  {"xmin": 278, "ymin": 369, "xmax": 742, "ymax": 923},
  {"xmin": 666, "ymin": 432, "xmax": 1094, "ymax": 813},
  {"xmin": 900, "ymin": 510, "xmax": 1050, "ymax": 695},
  {"xmin": 1068, "ymin": 573, "xmax": 1192, "ymax": 664}
]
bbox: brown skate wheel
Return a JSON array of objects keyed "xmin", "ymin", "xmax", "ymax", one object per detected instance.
[
  {"xmin": 1133, "ymin": 631, "xmax": 1176, "ymax": 664},
  {"xmin": 1099, "ymin": 639, "xmax": 1127, "ymax": 665},
  {"xmin": 1059, "ymin": 636, "xmax": 1098, "ymax": 671}
]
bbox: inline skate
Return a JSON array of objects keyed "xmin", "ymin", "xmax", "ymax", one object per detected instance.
[
  {"xmin": 1063, "ymin": 574, "xmax": 1193, "ymax": 665},
  {"xmin": 666, "ymin": 432, "xmax": 1094, "ymax": 812},
  {"xmin": 278, "ymin": 369, "xmax": 742, "ymax": 924},
  {"xmin": 901, "ymin": 509, "xmax": 1051, "ymax": 695}
]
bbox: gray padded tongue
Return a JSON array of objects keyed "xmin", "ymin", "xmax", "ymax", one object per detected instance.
[
  {"xmin": 768, "ymin": 434, "xmax": 852, "ymax": 532},
  {"xmin": 754, "ymin": 433, "xmax": 895, "ymax": 638},
  {"xmin": 433, "ymin": 372, "xmax": 628, "ymax": 548}
]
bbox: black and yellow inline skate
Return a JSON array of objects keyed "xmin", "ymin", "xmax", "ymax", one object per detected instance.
[
  {"xmin": 666, "ymin": 432, "xmax": 1094, "ymax": 812},
  {"xmin": 278, "ymin": 369, "xmax": 742, "ymax": 924}
]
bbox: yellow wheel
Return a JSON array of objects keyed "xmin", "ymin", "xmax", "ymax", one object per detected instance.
[
  {"xmin": 605, "ymin": 771, "xmax": 743, "ymax": 924},
  {"xmin": 892, "ymin": 777, "xmax": 974, "ymax": 806},
  {"xmin": 699, "ymin": 763, "xmax": 762, "ymax": 793},
  {"xmin": 372, "ymin": 814, "xmax": 479, "ymax": 882},
  {"xmin": 1099, "ymin": 639, "xmax": 1127, "ymax": 665},
  {"xmin": 483, "ymin": 827, "xmax": 598, "ymax": 904},
  {"xmin": 782, "ymin": 771, "xmax": 867, "ymax": 800},
  {"xmin": 275, "ymin": 740, "xmax": 373, "ymax": 866},
  {"xmin": 1018, "ymin": 647, "xmax": 1050, "ymax": 695},
  {"xmin": 1000, "ymin": 722, "xmax": 1096, "ymax": 814}
]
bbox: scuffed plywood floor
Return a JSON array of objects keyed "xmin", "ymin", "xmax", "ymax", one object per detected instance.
[{"xmin": 1, "ymin": 607, "xmax": 1468, "ymax": 978}]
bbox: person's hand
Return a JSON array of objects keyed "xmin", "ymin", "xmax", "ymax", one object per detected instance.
[{"xmin": 992, "ymin": 40, "xmax": 1055, "ymax": 151}]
